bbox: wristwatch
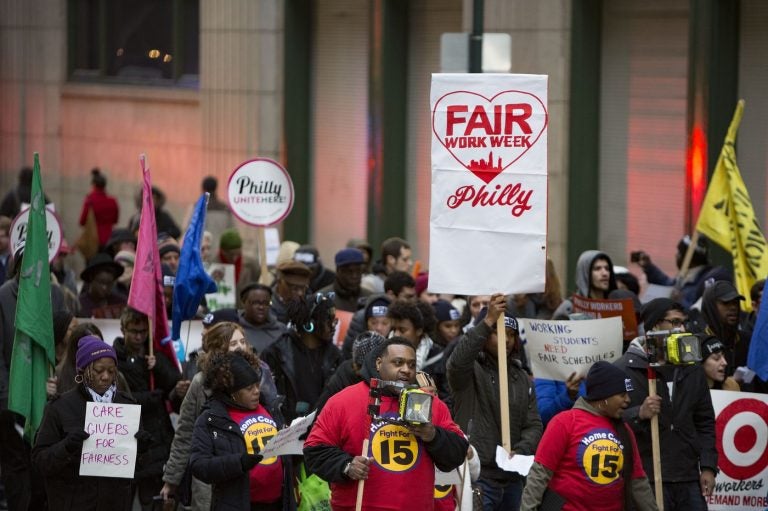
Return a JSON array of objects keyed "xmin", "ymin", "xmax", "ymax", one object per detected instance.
[{"xmin": 343, "ymin": 461, "xmax": 353, "ymax": 478}]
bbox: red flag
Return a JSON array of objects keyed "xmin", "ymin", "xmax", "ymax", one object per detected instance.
[{"xmin": 127, "ymin": 155, "xmax": 178, "ymax": 370}]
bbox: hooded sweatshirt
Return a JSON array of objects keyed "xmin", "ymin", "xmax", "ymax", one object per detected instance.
[{"xmin": 553, "ymin": 250, "xmax": 617, "ymax": 319}]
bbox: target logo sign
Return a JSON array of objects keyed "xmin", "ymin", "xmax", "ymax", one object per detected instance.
[{"xmin": 715, "ymin": 398, "xmax": 768, "ymax": 480}]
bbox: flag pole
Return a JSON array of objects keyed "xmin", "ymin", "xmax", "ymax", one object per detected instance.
[
  {"xmin": 676, "ymin": 231, "xmax": 700, "ymax": 283},
  {"xmin": 148, "ymin": 317, "xmax": 155, "ymax": 391}
]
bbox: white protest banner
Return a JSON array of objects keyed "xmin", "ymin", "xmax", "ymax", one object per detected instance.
[
  {"xmin": 523, "ymin": 317, "xmax": 623, "ymax": 381},
  {"xmin": 205, "ymin": 263, "xmax": 236, "ymax": 310},
  {"xmin": 429, "ymin": 74, "xmax": 548, "ymax": 295},
  {"xmin": 259, "ymin": 410, "xmax": 317, "ymax": 458},
  {"xmin": 79, "ymin": 402, "xmax": 141, "ymax": 478},
  {"xmin": 707, "ymin": 390, "xmax": 768, "ymax": 510}
]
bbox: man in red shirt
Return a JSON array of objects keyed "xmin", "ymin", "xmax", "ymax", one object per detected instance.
[
  {"xmin": 304, "ymin": 338, "xmax": 468, "ymax": 511},
  {"xmin": 521, "ymin": 361, "xmax": 657, "ymax": 511}
]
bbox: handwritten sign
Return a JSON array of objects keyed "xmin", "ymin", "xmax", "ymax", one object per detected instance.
[
  {"xmin": 428, "ymin": 73, "xmax": 548, "ymax": 295},
  {"xmin": 570, "ymin": 295, "xmax": 638, "ymax": 340},
  {"xmin": 259, "ymin": 410, "xmax": 316, "ymax": 458},
  {"xmin": 523, "ymin": 317, "xmax": 623, "ymax": 381},
  {"xmin": 205, "ymin": 263, "xmax": 236, "ymax": 310},
  {"xmin": 79, "ymin": 402, "xmax": 141, "ymax": 479},
  {"xmin": 707, "ymin": 390, "xmax": 768, "ymax": 510}
]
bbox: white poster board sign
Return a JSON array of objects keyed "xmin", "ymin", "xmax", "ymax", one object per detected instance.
[
  {"xmin": 10, "ymin": 204, "xmax": 63, "ymax": 263},
  {"xmin": 523, "ymin": 317, "xmax": 623, "ymax": 381},
  {"xmin": 429, "ymin": 73, "xmax": 548, "ymax": 295},
  {"xmin": 707, "ymin": 390, "xmax": 768, "ymax": 510},
  {"xmin": 205, "ymin": 263, "xmax": 236, "ymax": 310},
  {"xmin": 227, "ymin": 158, "xmax": 294, "ymax": 227},
  {"xmin": 259, "ymin": 410, "xmax": 317, "ymax": 458},
  {"xmin": 79, "ymin": 402, "xmax": 141, "ymax": 478}
]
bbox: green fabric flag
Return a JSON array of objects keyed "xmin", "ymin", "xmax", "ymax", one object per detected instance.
[{"xmin": 8, "ymin": 153, "xmax": 55, "ymax": 439}]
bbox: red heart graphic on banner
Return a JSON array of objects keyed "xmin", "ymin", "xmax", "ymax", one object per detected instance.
[{"xmin": 432, "ymin": 90, "xmax": 548, "ymax": 184}]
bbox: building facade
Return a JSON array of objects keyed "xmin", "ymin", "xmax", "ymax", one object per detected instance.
[{"xmin": 1, "ymin": 0, "xmax": 766, "ymax": 290}]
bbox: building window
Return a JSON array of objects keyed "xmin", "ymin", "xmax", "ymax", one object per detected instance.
[{"xmin": 68, "ymin": 0, "xmax": 199, "ymax": 87}]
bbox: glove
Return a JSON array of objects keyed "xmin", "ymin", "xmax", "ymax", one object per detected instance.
[
  {"xmin": 134, "ymin": 430, "xmax": 153, "ymax": 453},
  {"xmin": 64, "ymin": 430, "xmax": 90, "ymax": 453},
  {"xmin": 240, "ymin": 453, "xmax": 263, "ymax": 472}
]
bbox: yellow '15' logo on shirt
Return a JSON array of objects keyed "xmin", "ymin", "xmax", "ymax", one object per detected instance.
[
  {"xmin": 578, "ymin": 429, "xmax": 625, "ymax": 485},
  {"xmin": 370, "ymin": 422, "xmax": 420, "ymax": 472},
  {"xmin": 242, "ymin": 417, "xmax": 279, "ymax": 465}
]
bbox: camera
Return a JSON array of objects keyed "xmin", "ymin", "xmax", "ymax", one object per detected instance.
[{"xmin": 645, "ymin": 330, "xmax": 702, "ymax": 365}]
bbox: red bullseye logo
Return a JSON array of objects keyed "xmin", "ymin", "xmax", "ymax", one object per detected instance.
[{"xmin": 716, "ymin": 398, "xmax": 768, "ymax": 480}]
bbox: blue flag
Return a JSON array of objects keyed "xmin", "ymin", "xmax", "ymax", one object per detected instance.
[
  {"xmin": 172, "ymin": 193, "xmax": 217, "ymax": 341},
  {"xmin": 748, "ymin": 280, "xmax": 768, "ymax": 381}
]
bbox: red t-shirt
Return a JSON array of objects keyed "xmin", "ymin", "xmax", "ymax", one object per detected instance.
[
  {"xmin": 305, "ymin": 381, "xmax": 464, "ymax": 511},
  {"xmin": 228, "ymin": 405, "xmax": 283, "ymax": 504},
  {"xmin": 534, "ymin": 408, "xmax": 646, "ymax": 511}
]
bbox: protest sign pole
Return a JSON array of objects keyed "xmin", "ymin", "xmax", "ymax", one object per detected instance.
[
  {"xmin": 496, "ymin": 316, "xmax": 512, "ymax": 452},
  {"xmin": 455, "ymin": 419, "xmax": 473, "ymax": 510},
  {"xmin": 257, "ymin": 227, "xmax": 270, "ymax": 286},
  {"xmin": 355, "ymin": 438, "xmax": 369, "ymax": 511},
  {"xmin": 647, "ymin": 366, "xmax": 664, "ymax": 511}
]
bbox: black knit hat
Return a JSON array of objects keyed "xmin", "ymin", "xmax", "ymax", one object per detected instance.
[
  {"xmin": 700, "ymin": 334, "xmax": 725, "ymax": 360},
  {"xmin": 229, "ymin": 353, "xmax": 262, "ymax": 393},
  {"xmin": 640, "ymin": 298, "xmax": 683, "ymax": 332},
  {"xmin": 585, "ymin": 361, "xmax": 633, "ymax": 401}
]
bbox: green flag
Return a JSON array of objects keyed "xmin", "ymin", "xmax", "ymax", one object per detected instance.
[{"xmin": 8, "ymin": 153, "xmax": 55, "ymax": 439}]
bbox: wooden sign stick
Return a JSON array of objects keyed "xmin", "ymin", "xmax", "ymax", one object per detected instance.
[{"xmin": 497, "ymin": 315, "xmax": 511, "ymax": 452}]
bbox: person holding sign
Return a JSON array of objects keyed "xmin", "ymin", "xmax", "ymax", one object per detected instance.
[
  {"xmin": 190, "ymin": 350, "xmax": 294, "ymax": 511},
  {"xmin": 304, "ymin": 337, "xmax": 468, "ymax": 511},
  {"xmin": 520, "ymin": 361, "xmax": 658, "ymax": 511},
  {"xmin": 447, "ymin": 294, "xmax": 542, "ymax": 511},
  {"xmin": 553, "ymin": 250, "xmax": 618, "ymax": 320},
  {"xmin": 32, "ymin": 336, "xmax": 149, "ymax": 511}
]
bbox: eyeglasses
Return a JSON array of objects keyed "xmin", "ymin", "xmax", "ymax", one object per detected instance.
[
  {"xmin": 125, "ymin": 328, "xmax": 148, "ymax": 337},
  {"xmin": 247, "ymin": 299, "xmax": 271, "ymax": 307},
  {"xmin": 661, "ymin": 317, "xmax": 685, "ymax": 327}
]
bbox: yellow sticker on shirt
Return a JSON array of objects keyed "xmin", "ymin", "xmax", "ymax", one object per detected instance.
[
  {"xmin": 578, "ymin": 429, "xmax": 625, "ymax": 485},
  {"xmin": 434, "ymin": 484, "xmax": 453, "ymax": 499},
  {"xmin": 242, "ymin": 416, "xmax": 279, "ymax": 465},
  {"xmin": 370, "ymin": 422, "xmax": 420, "ymax": 472}
]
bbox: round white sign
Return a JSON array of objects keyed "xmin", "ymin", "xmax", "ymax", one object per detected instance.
[
  {"xmin": 10, "ymin": 205, "xmax": 63, "ymax": 263},
  {"xmin": 227, "ymin": 158, "xmax": 294, "ymax": 227}
]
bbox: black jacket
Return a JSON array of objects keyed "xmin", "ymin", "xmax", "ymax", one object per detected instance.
[
  {"xmin": 32, "ymin": 386, "xmax": 139, "ymax": 511},
  {"xmin": 261, "ymin": 332, "xmax": 341, "ymax": 423},
  {"xmin": 190, "ymin": 398, "xmax": 295, "ymax": 511},
  {"xmin": 614, "ymin": 346, "xmax": 718, "ymax": 482},
  {"xmin": 447, "ymin": 321, "xmax": 543, "ymax": 484},
  {"xmin": 113, "ymin": 337, "xmax": 181, "ymax": 478}
]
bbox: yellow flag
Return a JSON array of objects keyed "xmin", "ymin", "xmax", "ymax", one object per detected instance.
[{"xmin": 696, "ymin": 100, "xmax": 768, "ymax": 311}]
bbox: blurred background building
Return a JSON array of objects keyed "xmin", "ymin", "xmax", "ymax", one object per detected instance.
[{"xmin": 1, "ymin": 0, "xmax": 766, "ymax": 287}]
